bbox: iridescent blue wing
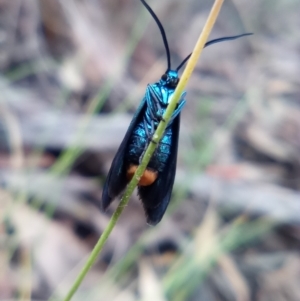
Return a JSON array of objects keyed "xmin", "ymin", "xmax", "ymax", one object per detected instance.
[
  {"xmin": 101, "ymin": 98, "xmax": 147, "ymax": 211},
  {"xmin": 138, "ymin": 115, "xmax": 181, "ymax": 225}
]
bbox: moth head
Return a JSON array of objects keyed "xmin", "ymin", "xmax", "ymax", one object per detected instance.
[{"xmin": 160, "ymin": 70, "xmax": 179, "ymax": 89}]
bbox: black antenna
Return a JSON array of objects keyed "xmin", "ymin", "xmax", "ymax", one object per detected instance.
[
  {"xmin": 176, "ymin": 33, "xmax": 253, "ymax": 71},
  {"xmin": 140, "ymin": 0, "xmax": 171, "ymax": 71}
]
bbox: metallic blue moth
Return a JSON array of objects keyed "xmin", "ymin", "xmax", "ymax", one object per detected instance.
[{"xmin": 101, "ymin": 0, "xmax": 252, "ymax": 225}]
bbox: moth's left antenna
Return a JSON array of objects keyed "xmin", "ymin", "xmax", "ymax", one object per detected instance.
[{"xmin": 140, "ymin": 0, "xmax": 171, "ymax": 71}]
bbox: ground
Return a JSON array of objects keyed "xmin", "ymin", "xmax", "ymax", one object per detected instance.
[{"xmin": 0, "ymin": 0, "xmax": 300, "ymax": 300}]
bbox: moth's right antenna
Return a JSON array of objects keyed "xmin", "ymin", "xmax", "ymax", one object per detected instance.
[{"xmin": 176, "ymin": 33, "xmax": 253, "ymax": 71}]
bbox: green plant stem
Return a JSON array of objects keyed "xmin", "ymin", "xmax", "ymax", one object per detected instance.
[
  {"xmin": 62, "ymin": 1, "xmax": 224, "ymax": 300},
  {"xmin": 62, "ymin": 195, "xmax": 129, "ymax": 301}
]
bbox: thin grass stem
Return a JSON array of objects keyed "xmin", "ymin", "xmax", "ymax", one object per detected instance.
[{"xmin": 62, "ymin": 1, "xmax": 224, "ymax": 300}]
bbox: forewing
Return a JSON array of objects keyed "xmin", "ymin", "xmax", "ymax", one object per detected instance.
[
  {"xmin": 101, "ymin": 99, "xmax": 147, "ymax": 211},
  {"xmin": 138, "ymin": 115, "xmax": 181, "ymax": 225}
]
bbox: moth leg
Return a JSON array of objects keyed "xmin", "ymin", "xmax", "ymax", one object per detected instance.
[
  {"xmin": 148, "ymin": 86, "xmax": 166, "ymax": 122},
  {"xmin": 169, "ymin": 95, "xmax": 186, "ymax": 125},
  {"xmin": 154, "ymin": 100, "xmax": 165, "ymax": 122},
  {"xmin": 139, "ymin": 118, "xmax": 159, "ymax": 164},
  {"xmin": 149, "ymin": 119, "xmax": 158, "ymax": 144}
]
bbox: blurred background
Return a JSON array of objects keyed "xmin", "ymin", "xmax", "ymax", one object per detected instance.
[{"xmin": 0, "ymin": 0, "xmax": 300, "ymax": 300}]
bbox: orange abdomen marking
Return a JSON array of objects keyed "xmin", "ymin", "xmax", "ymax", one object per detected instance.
[{"xmin": 127, "ymin": 164, "xmax": 158, "ymax": 186}]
